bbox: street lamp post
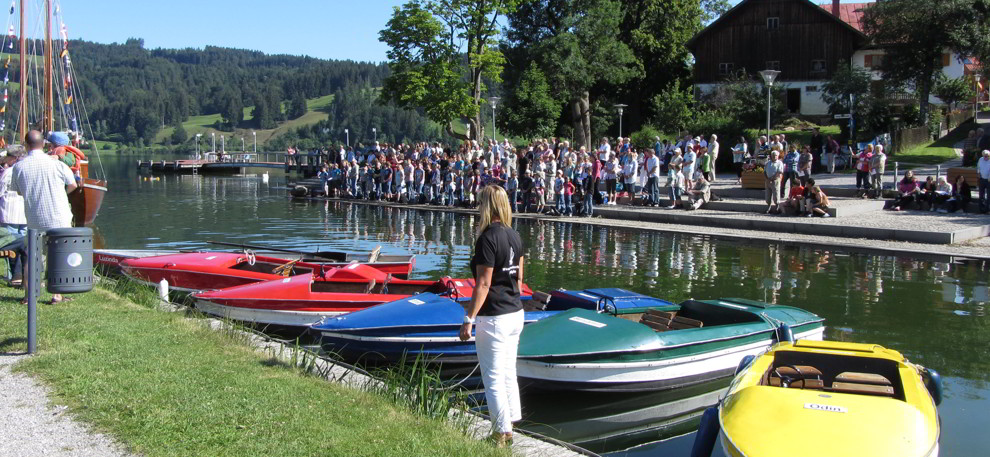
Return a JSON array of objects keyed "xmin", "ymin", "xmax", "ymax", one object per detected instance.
[
  {"xmin": 211, "ymin": 132, "xmax": 216, "ymax": 154},
  {"xmin": 489, "ymin": 96, "xmax": 500, "ymax": 142},
  {"xmin": 759, "ymin": 70, "xmax": 781, "ymax": 141},
  {"xmin": 372, "ymin": 128, "xmax": 377, "ymax": 143},
  {"xmin": 241, "ymin": 136, "xmax": 245, "ymax": 154},
  {"xmin": 221, "ymin": 135, "xmax": 225, "ymax": 153},
  {"xmin": 975, "ymin": 74, "xmax": 982, "ymax": 121},
  {"xmin": 344, "ymin": 128, "xmax": 349, "ymax": 147},
  {"xmin": 195, "ymin": 133, "xmax": 202, "ymax": 159},
  {"xmin": 613, "ymin": 104, "xmax": 628, "ymax": 138},
  {"xmin": 252, "ymin": 131, "xmax": 257, "ymax": 153}
]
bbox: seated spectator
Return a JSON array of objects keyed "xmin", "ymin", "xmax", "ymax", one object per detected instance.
[
  {"xmin": 779, "ymin": 182, "xmax": 806, "ymax": 216},
  {"xmin": 685, "ymin": 173, "xmax": 710, "ymax": 210},
  {"xmin": 889, "ymin": 171, "xmax": 921, "ymax": 211},
  {"xmin": 920, "ymin": 176, "xmax": 937, "ymax": 210},
  {"xmin": 803, "ymin": 181, "xmax": 831, "ymax": 218},
  {"xmin": 928, "ymin": 176, "xmax": 953, "ymax": 212},
  {"xmin": 944, "ymin": 175, "xmax": 972, "ymax": 213}
]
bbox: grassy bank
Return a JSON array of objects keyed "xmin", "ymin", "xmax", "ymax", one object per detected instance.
[
  {"xmin": 0, "ymin": 282, "xmax": 505, "ymax": 457},
  {"xmin": 894, "ymin": 121, "xmax": 974, "ymax": 166}
]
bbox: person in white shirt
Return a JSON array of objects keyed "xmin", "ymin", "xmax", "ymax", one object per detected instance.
[
  {"xmin": 0, "ymin": 146, "xmax": 27, "ymax": 236},
  {"xmin": 978, "ymin": 149, "xmax": 990, "ymax": 213},
  {"xmin": 598, "ymin": 137, "xmax": 611, "ymax": 162},
  {"xmin": 11, "ymin": 131, "xmax": 78, "ymax": 303},
  {"xmin": 645, "ymin": 149, "xmax": 662, "ymax": 206},
  {"xmin": 708, "ymin": 135, "xmax": 719, "ymax": 182},
  {"xmin": 622, "ymin": 151, "xmax": 638, "ymax": 203},
  {"xmin": 732, "ymin": 136, "xmax": 748, "ymax": 184}
]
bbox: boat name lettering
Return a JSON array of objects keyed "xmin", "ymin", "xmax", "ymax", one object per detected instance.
[
  {"xmin": 409, "ymin": 299, "xmax": 425, "ymax": 305},
  {"xmin": 205, "ymin": 256, "xmax": 217, "ymax": 260},
  {"xmin": 98, "ymin": 256, "xmax": 119, "ymax": 264},
  {"xmin": 803, "ymin": 403, "xmax": 847, "ymax": 413},
  {"xmin": 568, "ymin": 316, "xmax": 606, "ymax": 328}
]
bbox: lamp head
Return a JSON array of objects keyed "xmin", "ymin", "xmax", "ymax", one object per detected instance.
[
  {"xmin": 975, "ymin": 74, "xmax": 982, "ymax": 83},
  {"xmin": 759, "ymin": 69, "xmax": 781, "ymax": 85}
]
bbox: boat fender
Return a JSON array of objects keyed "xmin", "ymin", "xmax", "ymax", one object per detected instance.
[
  {"xmin": 735, "ymin": 354, "xmax": 756, "ymax": 376},
  {"xmin": 690, "ymin": 406, "xmax": 721, "ymax": 457},
  {"xmin": 923, "ymin": 368, "xmax": 943, "ymax": 406},
  {"xmin": 775, "ymin": 323, "xmax": 794, "ymax": 344}
]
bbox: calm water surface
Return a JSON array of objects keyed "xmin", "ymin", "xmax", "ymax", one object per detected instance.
[{"xmin": 97, "ymin": 154, "xmax": 989, "ymax": 456}]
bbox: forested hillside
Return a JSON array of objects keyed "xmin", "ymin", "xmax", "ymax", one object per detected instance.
[{"xmin": 8, "ymin": 38, "xmax": 442, "ymax": 149}]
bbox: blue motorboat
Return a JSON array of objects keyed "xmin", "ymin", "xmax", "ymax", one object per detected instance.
[{"xmin": 308, "ymin": 288, "xmax": 677, "ymax": 365}]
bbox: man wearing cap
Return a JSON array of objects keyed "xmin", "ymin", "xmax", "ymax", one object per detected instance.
[
  {"xmin": 11, "ymin": 130, "xmax": 77, "ymax": 303},
  {"xmin": 978, "ymin": 149, "xmax": 990, "ymax": 213}
]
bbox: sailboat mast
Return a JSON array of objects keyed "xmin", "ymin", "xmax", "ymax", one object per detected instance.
[
  {"xmin": 17, "ymin": 0, "xmax": 26, "ymax": 141},
  {"xmin": 44, "ymin": 0, "xmax": 53, "ymax": 133}
]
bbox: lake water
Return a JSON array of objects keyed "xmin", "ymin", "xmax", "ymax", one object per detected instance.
[{"xmin": 97, "ymin": 154, "xmax": 989, "ymax": 456}]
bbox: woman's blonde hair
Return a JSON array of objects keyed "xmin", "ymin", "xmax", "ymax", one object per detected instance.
[{"xmin": 477, "ymin": 185, "xmax": 512, "ymax": 238}]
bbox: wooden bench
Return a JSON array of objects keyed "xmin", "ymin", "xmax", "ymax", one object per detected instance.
[
  {"xmin": 830, "ymin": 381, "xmax": 895, "ymax": 397},
  {"xmin": 639, "ymin": 309, "xmax": 703, "ymax": 332}
]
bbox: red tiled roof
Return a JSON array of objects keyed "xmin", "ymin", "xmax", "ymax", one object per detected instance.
[{"xmin": 817, "ymin": 2, "xmax": 872, "ymax": 33}]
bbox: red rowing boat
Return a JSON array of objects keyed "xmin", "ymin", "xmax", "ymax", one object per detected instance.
[
  {"xmin": 119, "ymin": 251, "xmax": 415, "ymax": 292},
  {"xmin": 192, "ymin": 263, "xmax": 521, "ymax": 327}
]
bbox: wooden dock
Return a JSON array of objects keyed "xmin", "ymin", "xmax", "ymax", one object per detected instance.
[{"xmin": 137, "ymin": 152, "xmax": 322, "ymax": 176}]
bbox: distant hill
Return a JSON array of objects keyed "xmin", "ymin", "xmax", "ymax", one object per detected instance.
[{"xmin": 19, "ymin": 38, "xmax": 440, "ymax": 149}]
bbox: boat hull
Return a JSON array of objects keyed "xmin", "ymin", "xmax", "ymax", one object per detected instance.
[
  {"xmin": 716, "ymin": 340, "xmax": 941, "ymax": 457},
  {"xmin": 70, "ymin": 178, "xmax": 107, "ymax": 226},
  {"xmin": 517, "ymin": 326, "xmax": 824, "ymax": 392},
  {"xmin": 120, "ymin": 251, "xmax": 416, "ymax": 292}
]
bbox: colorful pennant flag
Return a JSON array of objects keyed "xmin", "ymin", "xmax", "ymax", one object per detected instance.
[{"xmin": 65, "ymin": 95, "xmax": 72, "ymax": 105}]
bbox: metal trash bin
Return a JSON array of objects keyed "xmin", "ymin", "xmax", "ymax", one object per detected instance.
[{"xmin": 46, "ymin": 227, "xmax": 93, "ymax": 294}]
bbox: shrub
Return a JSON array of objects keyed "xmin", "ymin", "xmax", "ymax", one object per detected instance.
[{"xmin": 629, "ymin": 125, "xmax": 666, "ymax": 149}]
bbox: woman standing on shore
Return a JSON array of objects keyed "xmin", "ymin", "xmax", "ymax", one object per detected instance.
[{"xmin": 459, "ymin": 185, "xmax": 525, "ymax": 447}]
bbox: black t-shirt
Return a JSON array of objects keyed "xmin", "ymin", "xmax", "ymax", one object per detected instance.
[{"xmin": 469, "ymin": 222, "xmax": 524, "ymax": 316}]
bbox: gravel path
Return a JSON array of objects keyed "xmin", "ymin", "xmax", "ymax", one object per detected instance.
[{"xmin": 0, "ymin": 355, "xmax": 132, "ymax": 457}]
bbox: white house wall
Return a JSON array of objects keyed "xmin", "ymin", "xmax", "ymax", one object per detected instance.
[
  {"xmin": 695, "ymin": 81, "xmax": 831, "ymax": 116},
  {"xmin": 851, "ymin": 49, "xmax": 969, "ymax": 105}
]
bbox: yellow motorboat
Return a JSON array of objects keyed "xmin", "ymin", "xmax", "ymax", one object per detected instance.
[{"xmin": 693, "ymin": 339, "xmax": 942, "ymax": 457}]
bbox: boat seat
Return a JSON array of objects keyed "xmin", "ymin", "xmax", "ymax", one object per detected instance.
[
  {"xmin": 834, "ymin": 372, "xmax": 892, "ymax": 386},
  {"xmin": 639, "ymin": 310, "xmax": 703, "ymax": 332},
  {"xmin": 768, "ymin": 365, "xmax": 824, "ymax": 390},
  {"xmin": 830, "ymin": 381, "xmax": 895, "ymax": 397}
]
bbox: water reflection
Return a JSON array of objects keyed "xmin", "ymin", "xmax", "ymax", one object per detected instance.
[{"xmin": 98, "ymin": 155, "xmax": 989, "ymax": 455}]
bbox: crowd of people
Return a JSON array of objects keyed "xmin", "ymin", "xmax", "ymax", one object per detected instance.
[
  {"xmin": 0, "ymin": 130, "xmax": 81, "ymax": 303},
  {"xmin": 296, "ymin": 126, "xmax": 990, "ymax": 218},
  {"xmin": 299, "ymin": 133, "xmax": 729, "ymax": 217}
]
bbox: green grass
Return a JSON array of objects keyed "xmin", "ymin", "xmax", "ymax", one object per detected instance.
[
  {"xmin": 895, "ymin": 121, "xmax": 974, "ymax": 166},
  {"xmin": 156, "ymin": 94, "xmax": 336, "ymax": 147},
  {"xmin": 0, "ymin": 281, "xmax": 506, "ymax": 457}
]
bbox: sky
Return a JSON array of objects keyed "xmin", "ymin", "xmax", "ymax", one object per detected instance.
[{"xmin": 41, "ymin": 0, "xmax": 867, "ymax": 63}]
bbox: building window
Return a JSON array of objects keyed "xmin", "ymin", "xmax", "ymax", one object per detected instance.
[
  {"xmin": 864, "ymin": 54, "xmax": 884, "ymax": 68},
  {"xmin": 718, "ymin": 62, "xmax": 734, "ymax": 76},
  {"xmin": 942, "ymin": 53, "xmax": 951, "ymax": 67},
  {"xmin": 765, "ymin": 61, "xmax": 781, "ymax": 71},
  {"xmin": 806, "ymin": 86, "xmax": 819, "ymax": 92},
  {"xmin": 767, "ymin": 17, "xmax": 779, "ymax": 30},
  {"xmin": 810, "ymin": 60, "xmax": 826, "ymax": 74}
]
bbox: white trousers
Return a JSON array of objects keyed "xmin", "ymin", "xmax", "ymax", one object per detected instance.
[{"xmin": 476, "ymin": 309, "xmax": 524, "ymax": 434}]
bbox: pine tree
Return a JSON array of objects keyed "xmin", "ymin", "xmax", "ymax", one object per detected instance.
[{"xmin": 170, "ymin": 122, "xmax": 188, "ymax": 144}]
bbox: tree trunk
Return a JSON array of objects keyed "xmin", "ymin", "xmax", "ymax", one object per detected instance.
[
  {"xmin": 570, "ymin": 92, "xmax": 591, "ymax": 148},
  {"xmin": 918, "ymin": 65, "xmax": 935, "ymax": 126}
]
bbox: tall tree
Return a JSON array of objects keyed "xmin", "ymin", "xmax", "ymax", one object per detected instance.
[
  {"xmin": 379, "ymin": 0, "xmax": 523, "ymax": 142},
  {"xmin": 860, "ymin": 0, "xmax": 975, "ymax": 122},
  {"xmin": 501, "ymin": 62, "xmax": 559, "ymax": 139},
  {"xmin": 503, "ymin": 0, "xmax": 638, "ymax": 146},
  {"xmin": 289, "ymin": 91, "xmax": 308, "ymax": 119}
]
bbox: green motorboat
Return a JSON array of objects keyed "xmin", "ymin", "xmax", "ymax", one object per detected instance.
[{"xmin": 517, "ymin": 297, "xmax": 825, "ymax": 392}]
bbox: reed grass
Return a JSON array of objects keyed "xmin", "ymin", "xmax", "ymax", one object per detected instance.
[{"xmin": 0, "ymin": 280, "xmax": 508, "ymax": 456}]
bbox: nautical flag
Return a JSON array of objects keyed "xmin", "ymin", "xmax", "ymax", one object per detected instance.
[
  {"xmin": 8, "ymin": 1, "xmax": 13, "ymax": 15},
  {"xmin": 60, "ymin": 24, "xmax": 67, "ymax": 41},
  {"xmin": 4, "ymin": 56, "xmax": 9, "ymax": 68},
  {"xmin": 65, "ymin": 95, "xmax": 72, "ymax": 105},
  {"xmin": 3, "ymin": 71, "xmax": 7, "ymax": 83},
  {"xmin": 1, "ymin": 106, "xmax": 6, "ymax": 114},
  {"xmin": 60, "ymin": 49, "xmax": 68, "ymax": 59},
  {"xmin": 3, "ymin": 89, "xmax": 7, "ymax": 103}
]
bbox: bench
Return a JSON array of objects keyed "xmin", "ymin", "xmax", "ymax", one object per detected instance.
[{"xmin": 639, "ymin": 309, "xmax": 703, "ymax": 332}]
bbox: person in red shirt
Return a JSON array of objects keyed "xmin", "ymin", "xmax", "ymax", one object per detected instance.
[
  {"xmin": 855, "ymin": 144, "xmax": 874, "ymax": 197},
  {"xmin": 562, "ymin": 178, "xmax": 575, "ymax": 216},
  {"xmin": 779, "ymin": 183, "xmax": 806, "ymax": 216}
]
